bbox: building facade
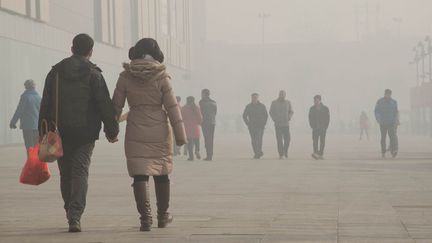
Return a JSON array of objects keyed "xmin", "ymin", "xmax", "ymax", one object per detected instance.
[{"xmin": 0, "ymin": 0, "xmax": 191, "ymax": 145}]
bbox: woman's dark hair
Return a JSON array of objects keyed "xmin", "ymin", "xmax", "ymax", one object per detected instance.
[
  {"xmin": 72, "ymin": 33, "xmax": 94, "ymax": 56},
  {"xmin": 186, "ymin": 96, "xmax": 198, "ymax": 114},
  {"xmin": 128, "ymin": 47, "xmax": 136, "ymax": 60},
  {"xmin": 130, "ymin": 38, "xmax": 164, "ymax": 63}
]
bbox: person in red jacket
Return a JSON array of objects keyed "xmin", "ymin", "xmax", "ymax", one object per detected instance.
[{"xmin": 181, "ymin": 96, "xmax": 203, "ymax": 161}]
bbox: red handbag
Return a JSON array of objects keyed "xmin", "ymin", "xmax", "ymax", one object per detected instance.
[
  {"xmin": 20, "ymin": 144, "xmax": 51, "ymax": 185},
  {"xmin": 39, "ymin": 120, "xmax": 63, "ymax": 162},
  {"xmin": 38, "ymin": 73, "xmax": 63, "ymax": 162}
]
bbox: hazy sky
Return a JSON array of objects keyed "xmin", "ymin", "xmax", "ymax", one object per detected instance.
[{"xmin": 206, "ymin": 0, "xmax": 432, "ymax": 43}]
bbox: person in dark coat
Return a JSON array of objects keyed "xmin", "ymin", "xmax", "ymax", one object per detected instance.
[
  {"xmin": 199, "ymin": 89, "xmax": 217, "ymax": 161},
  {"xmin": 309, "ymin": 95, "xmax": 330, "ymax": 160},
  {"xmin": 374, "ymin": 89, "xmax": 399, "ymax": 158},
  {"xmin": 269, "ymin": 90, "xmax": 294, "ymax": 159},
  {"xmin": 243, "ymin": 93, "xmax": 268, "ymax": 159},
  {"xmin": 39, "ymin": 33, "xmax": 119, "ymax": 232},
  {"xmin": 10, "ymin": 79, "xmax": 41, "ymax": 155}
]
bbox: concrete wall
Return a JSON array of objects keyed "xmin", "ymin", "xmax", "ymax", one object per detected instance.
[{"xmin": 0, "ymin": 0, "xmax": 191, "ymax": 145}]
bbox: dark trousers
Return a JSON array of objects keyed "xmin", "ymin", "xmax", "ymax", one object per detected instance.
[
  {"xmin": 312, "ymin": 129, "xmax": 326, "ymax": 156},
  {"xmin": 380, "ymin": 124, "xmax": 398, "ymax": 154},
  {"xmin": 248, "ymin": 126, "xmax": 264, "ymax": 156},
  {"xmin": 202, "ymin": 123, "xmax": 215, "ymax": 159},
  {"xmin": 134, "ymin": 175, "xmax": 169, "ymax": 183},
  {"xmin": 22, "ymin": 129, "xmax": 39, "ymax": 155},
  {"xmin": 57, "ymin": 142, "xmax": 95, "ymax": 223},
  {"xmin": 275, "ymin": 126, "xmax": 290, "ymax": 156},
  {"xmin": 187, "ymin": 138, "xmax": 200, "ymax": 159}
]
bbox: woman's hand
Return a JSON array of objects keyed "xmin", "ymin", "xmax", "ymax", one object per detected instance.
[{"xmin": 176, "ymin": 139, "xmax": 187, "ymax": 146}]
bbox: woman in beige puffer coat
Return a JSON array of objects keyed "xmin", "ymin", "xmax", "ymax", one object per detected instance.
[{"xmin": 112, "ymin": 38, "xmax": 186, "ymax": 232}]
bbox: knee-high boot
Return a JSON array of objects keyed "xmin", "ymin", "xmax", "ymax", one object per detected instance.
[
  {"xmin": 155, "ymin": 181, "xmax": 173, "ymax": 228},
  {"xmin": 133, "ymin": 181, "xmax": 153, "ymax": 231}
]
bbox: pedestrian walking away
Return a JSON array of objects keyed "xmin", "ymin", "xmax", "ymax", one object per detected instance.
[
  {"xmin": 199, "ymin": 89, "xmax": 217, "ymax": 161},
  {"xmin": 38, "ymin": 33, "xmax": 119, "ymax": 232},
  {"xmin": 173, "ymin": 96, "xmax": 183, "ymax": 156},
  {"xmin": 182, "ymin": 96, "xmax": 203, "ymax": 161},
  {"xmin": 374, "ymin": 89, "xmax": 399, "ymax": 158},
  {"xmin": 359, "ymin": 111, "xmax": 370, "ymax": 140},
  {"xmin": 243, "ymin": 93, "xmax": 268, "ymax": 159},
  {"xmin": 112, "ymin": 38, "xmax": 187, "ymax": 231},
  {"xmin": 269, "ymin": 90, "xmax": 294, "ymax": 159},
  {"xmin": 10, "ymin": 79, "xmax": 41, "ymax": 155},
  {"xmin": 309, "ymin": 95, "xmax": 330, "ymax": 160}
]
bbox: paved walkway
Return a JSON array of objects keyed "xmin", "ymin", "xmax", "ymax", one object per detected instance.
[{"xmin": 1, "ymin": 132, "xmax": 432, "ymax": 242}]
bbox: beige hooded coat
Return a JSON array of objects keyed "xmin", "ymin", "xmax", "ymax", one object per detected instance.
[{"xmin": 112, "ymin": 58, "xmax": 186, "ymax": 177}]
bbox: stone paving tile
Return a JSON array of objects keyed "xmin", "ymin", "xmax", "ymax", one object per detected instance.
[{"xmin": 1, "ymin": 134, "xmax": 432, "ymax": 242}]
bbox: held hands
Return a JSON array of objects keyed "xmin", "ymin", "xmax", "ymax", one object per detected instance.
[
  {"xmin": 9, "ymin": 124, "xmax": 17, "ymax": 129},
  {"xmin": 107, "ymin": 135, "xmax": 119, "ymax": 143},
  {"xmin": 176, "ymin": 139, "xmax": 187, "ymax": 146}
]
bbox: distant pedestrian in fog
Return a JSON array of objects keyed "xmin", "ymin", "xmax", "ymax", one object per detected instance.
[
  {"xmin": 243, "ymin": 93, "xmax": 268, "ymax": 159},
  {"xmin": 374, "ymin": 89, "xmax": 399, "ymax": 158},
  {"xmin": 9, "ymin": 79, "xmax": 41, "ymax": 154},
  {"xmin": 199, "ymin": 89, "xmax": 217, "ymax": 161},
  {"xmin": 269, "ymin": 90, "xmax": 294, "ymax": 159},
  {"xmin": 182, "ymin": 96, "xmax": 203, "ymax": 161},
  {"xmin": 309, "ymin": 95, "xmax": 330, "ymax": 160},
  {"xmin": 359, "ymin": 111, "xmax": 369, "ymax": 140},
  {"xmin": 173, "ymin": 96, "xmax": 183, "ymax": 156}
]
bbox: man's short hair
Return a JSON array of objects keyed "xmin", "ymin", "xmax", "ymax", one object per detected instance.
[
  {"xmin": 251, "ymin": 93, "xmax": 259, "ymax": 97},
  {"xmin": 314, "ymin": 95, "xmax": 322, "ymax": 101},
  {"xmin": 72, "ymin": 33, "xmax": 94, "ymax": 56},
  {"xmin": 385, "ymin": 89, "xmax": 392, "ymax": 95},
  {"xmin": 24, "ymin": 79, "xmax": 35, "ymax": 89}
]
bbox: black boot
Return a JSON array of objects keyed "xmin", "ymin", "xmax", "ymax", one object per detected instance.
[
  {"xmin": 133, "ymin": 181, "xmax": 153, "ymax": 231},
  {"xmin": 155, "ymin": 181, "xmax": 173, "ymax": 228}
]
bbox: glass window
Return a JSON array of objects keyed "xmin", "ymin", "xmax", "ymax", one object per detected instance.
[
  {"xmin": 0, "ymin": 0, "xmax": 26, "ymax": 15},
  {"xmin": 169, "ymin": 0, "xmax": 177, "ymax": 38},
  {"xmin": 0, "ymin": 0, "xmax": 49, "ymax": 21},
  {"xmin": 160, "ymin": 0, "xmax": 168, "ymax": 36},
  {"xmin": 94, "ymin": 0, "xmax": 124, "ymax": 47}
]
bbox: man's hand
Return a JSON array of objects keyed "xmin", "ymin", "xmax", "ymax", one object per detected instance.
[
  {"xmin": 176, "ymin": 139, "xmax": 187, "ymax": 146},
  {"xmin": 107, "ymin": 135, "xmax": 119, "ymax": 143},
  {"xmin": 9, "ymin": 124, "xmax": 17, "ymax": 129}
]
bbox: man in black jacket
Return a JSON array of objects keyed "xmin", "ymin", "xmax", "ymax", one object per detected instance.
[
  {"xmin": 199, "ymin": 89, "xmax": 217, "ymax": 161},
  {"xmin": 243, "ymin": 93, "xmax": 268, "ymax": 159},
  {"xmin": 308, "ymin": 95, "xmax": 330, "ymax": 160},
  {"xmin": 39, "ymin": 34, "xmax": 119, "ymax": 232},
  {"xmin": 269, "ymin": 90, "xmax": 294, "ymax": 159}
]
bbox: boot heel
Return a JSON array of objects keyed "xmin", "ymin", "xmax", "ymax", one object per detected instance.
[
  {"xmin": 158, "ymin": 214, "xmax": 173, "ymax": 228},
  {"xmin": 140, "ymin": 225, "xmax": 151, "ymax": 231}
]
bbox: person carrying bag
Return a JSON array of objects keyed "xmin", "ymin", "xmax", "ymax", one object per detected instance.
[
  {"xmin": 38, "ymin": 34, "xmax": 119, "ymax": 232},
  {"xmin": 39, "ymin": 73, "xmax": 63, "ymax": 162}
]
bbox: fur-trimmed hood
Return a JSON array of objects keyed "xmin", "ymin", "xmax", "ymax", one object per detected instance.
[{"xmin": 122, "ymin": 58, "xmax": 169, "ymax": 83}]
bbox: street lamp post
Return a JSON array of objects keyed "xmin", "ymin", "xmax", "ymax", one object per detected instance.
[
  {"xmin": 412, "ymin": 47, "xmax": 420, "ymax": 86},
  {"xmin": 258, "ymin": 12, "xmax": 271, "ymax": 45},
  {"xmin": 425, "ymin": 36, "xmax": 432, "ymax": 82},
  {"xmin": 418, "ymin": 42, "xmax": 426, "ymax": 84}
]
